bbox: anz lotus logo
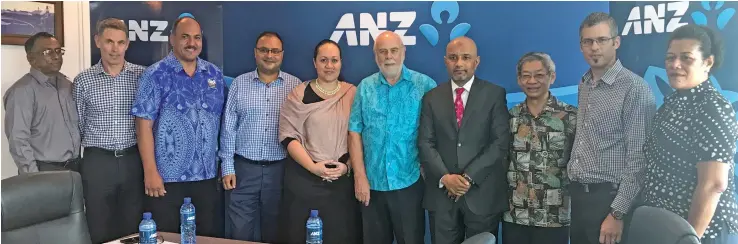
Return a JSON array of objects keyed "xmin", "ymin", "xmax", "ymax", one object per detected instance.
[
  {"xmin": 418, "ymin": 1, "xmax": 471, "ymax": 46},
  {"xmin": 331, "ymin": 1, "xmax": 470, "ymax": 47}
]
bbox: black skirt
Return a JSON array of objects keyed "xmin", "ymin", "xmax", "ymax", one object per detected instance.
[{"xmin": 277, "ymin": 157, "xmax": 362, "ymax": 244}]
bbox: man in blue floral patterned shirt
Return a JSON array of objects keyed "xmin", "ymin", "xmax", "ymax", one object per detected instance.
[
  {"xmin": 503, "ymin": 52, "xmax": 577, "ymax": 244},
  {"xmin": 131, "ymin": 14, "xmax": 225, "ymax": 237}
]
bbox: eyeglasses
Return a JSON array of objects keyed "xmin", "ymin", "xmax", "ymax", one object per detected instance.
[
  {"xmin": 580, "ymin": 36, "xmax": 616, "ymax": 47},
  {"xmin": 256, "ymin": 47, "xmax": 283, "ymax": 55},
  {"xmin": 37, "ymin": 48, "xmax": 65, "ymax": 57},
  {"xmin": 317, "ymin": 57, "xmax": 341, "ymax": 65},
  {"xmin": 519, "ymin": 73, "xmax": 549, "ymax": 81}
]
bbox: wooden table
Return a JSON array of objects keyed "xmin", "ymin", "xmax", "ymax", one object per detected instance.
[{"xmin": 114, "ymin": 232, "xmax": 266, "ymax": 244}]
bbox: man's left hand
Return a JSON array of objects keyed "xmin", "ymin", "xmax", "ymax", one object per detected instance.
[{"xmin": 599, "ymin": 214, "xmax": 623, "ymax": 244}]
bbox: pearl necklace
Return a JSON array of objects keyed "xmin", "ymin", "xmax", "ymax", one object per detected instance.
[{"xmin": 314, "ymin": 80, "xmax": 340, "ymax": 96}]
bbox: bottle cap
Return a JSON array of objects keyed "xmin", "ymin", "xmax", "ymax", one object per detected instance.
[
  {"xmin": 143, "ymin": 212, "xmax": 152, "ymax": 219},
  {"xmin": 310, "ymin": 209, "xmax": 318, "ymax": 217},
  {"xmin": 184, "ymin": 197, "xmax": 191, "ymax": 203}
]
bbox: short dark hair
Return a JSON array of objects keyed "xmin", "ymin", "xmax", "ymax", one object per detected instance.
[
  {"xmin": 96, "ymin": 18, "xmax": 128, "ymax": 37},
  {"xmin": 313, "ymin": 39, "xmax": 341, "ymax": 60},
  {"xmin": 170, "ymin": 16, "xmax": 201, "ymax": 36},
  {"xmin": 579, "ymin": 12, "xmax": 618, "ymax": 38},
  {"xmin": 24, "ymin": 32, "xmax": 56, "ymax": 54},
  {"xmin": 255, "ymin": 31, "xmax": 283, "ymax": 48},
  {"xmin": 669, "ymin": 24, "xmax": 724, "ymax": 69}
]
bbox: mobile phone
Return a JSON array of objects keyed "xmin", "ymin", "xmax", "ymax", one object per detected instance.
[
  {"xmin": 120, "ymin": 236, "xmax": 139, "ymax": 244},
  {"xmin": 326, "ymin": 164, "xmax": 337, "ymax": 169}
]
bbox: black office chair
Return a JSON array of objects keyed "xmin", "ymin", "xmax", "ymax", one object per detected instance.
[
  {"xmin": 1, "ymin": 171, "xmax": 92, "ymax": 244},
  {"xmin": 627, "ymin": 205, "xmax": 700, "ymax": 244},
  {"xmin": 461, "ymin": 232, "xmax": 496, "ymax": 244}
]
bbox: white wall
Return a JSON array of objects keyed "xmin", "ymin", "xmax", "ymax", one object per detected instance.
[{"xmin": 1, "ymin": 1, "xmax": 91, "ymax": 179}]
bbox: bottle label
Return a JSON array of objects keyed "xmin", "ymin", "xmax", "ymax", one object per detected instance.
[
  {"xmin": 181, "ymin": 212, "xmax": 196, "ymax": 224},
  {"xmin": 307, "ymin": 228, "xmax": 322, "ymax": 241}
]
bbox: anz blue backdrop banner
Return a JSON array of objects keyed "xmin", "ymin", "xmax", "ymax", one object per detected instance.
[{"xmin": 222, "ymin": 1, "xmax": 608, "ymax": 109}]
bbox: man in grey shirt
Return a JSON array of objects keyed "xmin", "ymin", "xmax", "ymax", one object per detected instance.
[
  {"xmin": 567, "ymin": 13, "xmax": 656, "ymax": 244},
  {"xmin": 3, "ymin": 32, "xmax": 81, "ymax": 174}
]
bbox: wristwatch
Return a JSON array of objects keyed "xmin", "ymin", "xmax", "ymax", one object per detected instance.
[{"xmin": 610, "ymin": 208, "xmax": 625, "ymax": 220}]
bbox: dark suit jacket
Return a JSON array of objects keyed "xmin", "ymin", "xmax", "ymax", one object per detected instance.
[{"xmin": 418, "ymin": 77, "xmax": 510, "ymax": 215}]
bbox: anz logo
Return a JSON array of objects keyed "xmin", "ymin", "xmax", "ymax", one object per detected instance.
[
  {"xmin": 128, "ymin": 20, "xmax": 169, "ymax": 42},
  {"xmin": 330, "ymin": 12, "xmax": 417, "ymax": 46},
  {"xmin": 622, "ymin": 1, "xmax": 689, "ymax": 36},
  {"xmin": 330, "ymin": 1, "xmax": 470, "ymax": 47}
]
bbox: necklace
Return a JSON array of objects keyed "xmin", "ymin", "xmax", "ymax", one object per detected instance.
[{"xmin": 314, "ymin": 79, "xmax": 340, "ymax": 96}]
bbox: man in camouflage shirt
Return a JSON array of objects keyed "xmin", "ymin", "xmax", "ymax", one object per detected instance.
[{"xmin": 503, "ymin": 52, "xmax": 577, "ymax": 244}]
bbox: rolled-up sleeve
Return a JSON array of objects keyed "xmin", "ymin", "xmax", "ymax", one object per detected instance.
[{"xmin": 3, "ymin": 86, "xmax": 39, "ymax": 173}]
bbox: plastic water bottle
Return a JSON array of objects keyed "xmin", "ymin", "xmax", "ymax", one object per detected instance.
[
  {"xmin": 306, "ymin": 209, "xmax": 323, "ymax": 244},
  {"xmin": 180, "ymin": 197, "xmax": 196, "ymax": 244},
  {"xmin": 139, "ymin": 212, "xmax": 158, "ymax": 244}
]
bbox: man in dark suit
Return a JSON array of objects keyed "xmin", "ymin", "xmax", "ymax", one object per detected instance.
[{"xmin": 418, "ymin": 36, "xmax": 510, "ymax": 244}]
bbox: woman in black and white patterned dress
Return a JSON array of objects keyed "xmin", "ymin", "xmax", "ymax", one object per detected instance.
[{"xmin": 640, "ymin": 24, "xmax": 738, "ymax": 244}]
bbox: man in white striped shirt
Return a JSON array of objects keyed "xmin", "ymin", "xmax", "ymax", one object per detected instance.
[
  {"xmin": 567, "ymin": 12, "xmax": 656, "ymax": 244},
  {"xmin": 73, "ymin": 18, "xmax": 146, "ymax": 244}
]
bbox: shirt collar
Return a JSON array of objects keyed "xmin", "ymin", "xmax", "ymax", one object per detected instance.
[
  {"xmin": 29, "ymin": 68, "xmax": 51, "ymax": 85},
  {"xmin": 671, "ymin": 79, "xmax": 715, "ymax": 101},
  {"xmin": 451, "ymin": 75, "xmax": 475, "ymax": 92},
  {"xmin": 582, "ymin": 59, "xmax": 624, "ymax": 86},
  {"xmin": 164, "ymin": 51, "xmax": 208, "ymax": 74},
  {"xmin": 379, "ymin": 64, "xmax": 412, "ymax": 85},
  {"xmin": 92, "ymin": 60, "xmax": 134, "ymax": 75},
  {"xmin": 250, "ymin": 69, "xmax": 286, "ymax": 86},
  {"xmin": 520, "ymin": 92, "xmax": 559, "ymax": 116}
]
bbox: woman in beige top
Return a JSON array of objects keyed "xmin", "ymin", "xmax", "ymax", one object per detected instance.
[{"xmin": 276, "ymin": 39, "xmax": 360, "ymax": 244}]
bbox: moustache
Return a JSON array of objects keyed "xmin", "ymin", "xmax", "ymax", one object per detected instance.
[{"xmin": 185, "ymin": 46, "xmax": 198, "ymax": 50}]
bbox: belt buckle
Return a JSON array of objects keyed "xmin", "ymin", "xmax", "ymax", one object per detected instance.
[
  {"xmin": 114, "ymin": 149, "xmax": 123, "ymax": 157},
  {"xmin": 583, "ymin": 183, "xmax": 590, "ymax": 193}
]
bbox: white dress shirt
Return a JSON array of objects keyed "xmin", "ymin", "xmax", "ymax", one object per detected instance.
[
  {"xmin": 440, "ymin": 75, "xmax": 475, "ymax": 188},
  {"xmin": 450, "ymin": 75, "xmax": 475, "ymax": 108}
]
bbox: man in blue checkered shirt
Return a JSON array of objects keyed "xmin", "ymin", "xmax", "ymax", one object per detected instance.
[
  {"xmin": 218, "ymin": 31, "xmax": 301, "ymax": 242},
  {"xmin": 72, "ymin": 18, "xmax": 146, "ymax": 244}
]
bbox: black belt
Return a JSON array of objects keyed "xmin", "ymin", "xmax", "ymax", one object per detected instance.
[
  {"xmin": 570, "ymin": 181, "xmax": 618, "ymax": 193},
  {"xmin": 234, "ymin": 154, "xmax": 283, "ymax": 166},
  {"xmin": 85, "ymin": 145, "xmax": 138, "ymax": 157},
  {"xmin": 37, "ymin": 157, "xmax": 81, "ymax": 171}
]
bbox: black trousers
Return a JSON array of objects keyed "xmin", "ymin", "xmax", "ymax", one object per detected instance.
[
  {"xmin": 362, "ymin": 178, "xmax": 425, "ymax": 244},
  {"xmin": 570, "ymin": 182, "xmax": 618, "ymax": 244},
  {"xmin": 429, "ymin": 197, "xmax": 501, "ymax": 244},
  {"xmin": 144, "ymin": 177, "xmax": 222, "ymax": 238},
  {"xmin": 502, "ymin": 222, "xmax": 569, "ymax": 244},
  {"xmin": 80, "ymin": 146, "xmax": 144, "ymax": 244}
]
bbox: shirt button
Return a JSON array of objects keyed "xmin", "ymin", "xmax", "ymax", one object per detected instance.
[{"xmin": 457, "ymin": 143, "xmax": 462, "ymax": 147}]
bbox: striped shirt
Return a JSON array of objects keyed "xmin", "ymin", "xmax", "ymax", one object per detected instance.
[
  {"xmin": 567, "ymin": 59, "xmax": 656, "ymax": 213},
  {"xmin": 219, "ymin": 70, "xmax": 301, "ymax": 176},
  {"xmin": 73, "ymin": 61, "xmax": 145, "ymax": 150}
]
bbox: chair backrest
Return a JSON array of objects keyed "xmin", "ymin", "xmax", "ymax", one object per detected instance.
[
  {"xmin": 461, "ymin": 232, "xmax": 496, "ymax": 244},
  {"xmin": 627, "ymin": 206, "xmax": 700, "ymax": 244},
  {"xmin": 1, "ymin": 171, "xmax": 92, "ymax": 244}
]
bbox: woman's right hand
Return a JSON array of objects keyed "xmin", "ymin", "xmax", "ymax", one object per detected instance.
[{"xmin": 310, "ymin": 160, "xmax": 342, "ymax": 181}]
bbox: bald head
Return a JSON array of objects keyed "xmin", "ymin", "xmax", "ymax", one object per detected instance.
[
  {"xmin": 445, "ymin": 36, "xmax": 480, "ymax": 85},
  {"xmin": 373, "ymin": 31, "xmax": 406, "ymax": 83},
  {"xmin": 374, "ymin": 31, "xmax": 404, "ymax": 50}
]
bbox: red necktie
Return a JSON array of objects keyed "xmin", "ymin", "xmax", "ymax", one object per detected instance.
[{"xmin": 454, "ymin": 87, "xmax": 465, "ymax": 128}]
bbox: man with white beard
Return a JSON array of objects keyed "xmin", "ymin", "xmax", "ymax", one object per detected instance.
[{"xmin": 348, "ymin": 31, "xmax": 437, "ymax": 244}]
